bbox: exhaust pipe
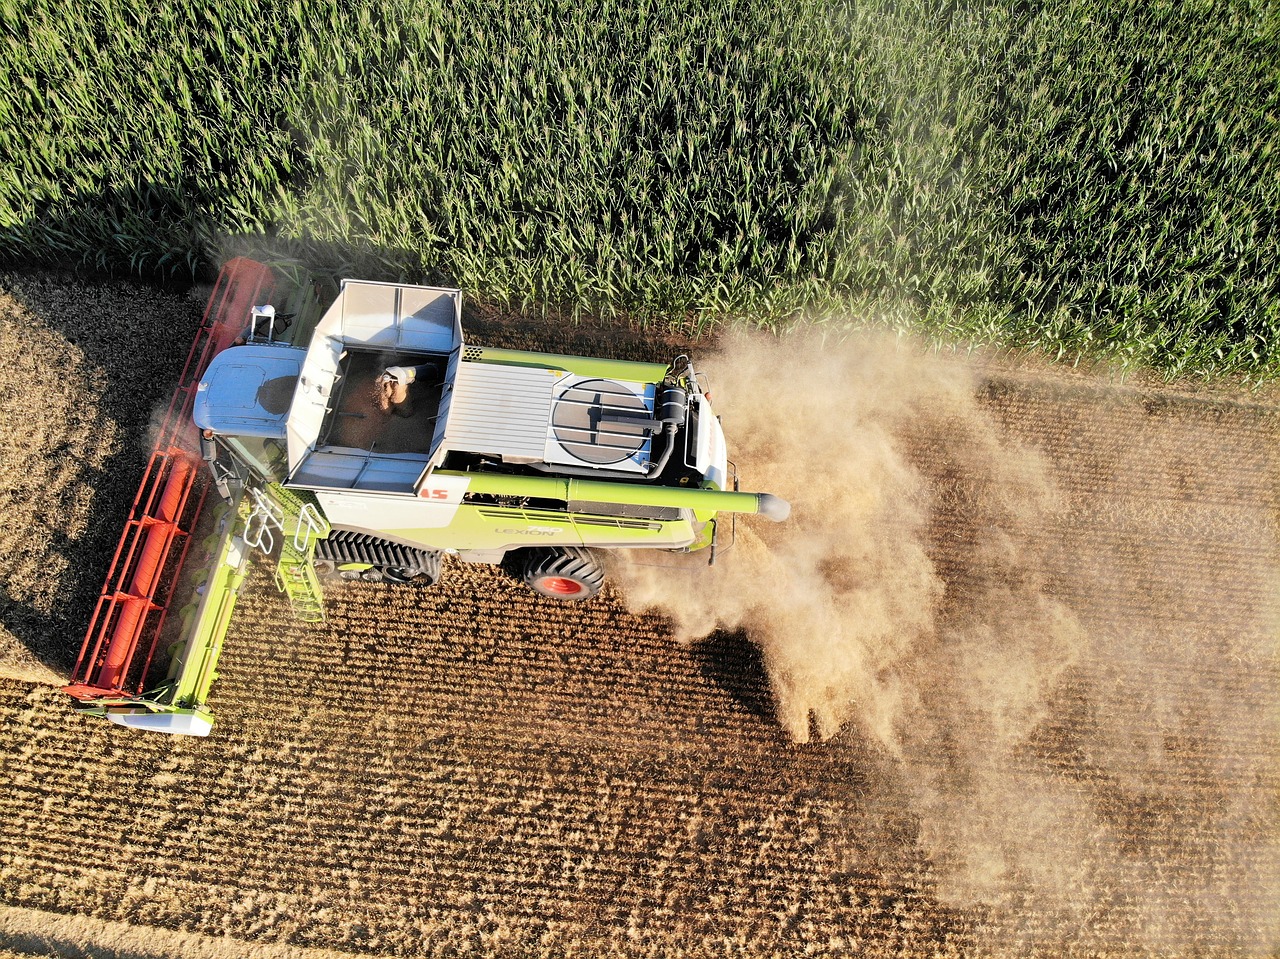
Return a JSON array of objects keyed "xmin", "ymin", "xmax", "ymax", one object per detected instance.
[{"xmin": 644, "ymin": 384, "xmax": 689, "ymax": 479}]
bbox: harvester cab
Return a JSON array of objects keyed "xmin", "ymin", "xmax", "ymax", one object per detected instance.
[{"xmin": 62, "ymin": 260, "xmax": 790, "ymax": 736}]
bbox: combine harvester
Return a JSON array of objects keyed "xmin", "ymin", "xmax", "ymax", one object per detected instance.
[{"xmin": 63, "ymin": 260, "xmax": 789, "ymax": 736}]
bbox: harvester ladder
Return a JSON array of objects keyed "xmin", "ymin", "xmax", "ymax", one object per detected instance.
[
  {"xmin": 266, "ymin": 486, "xmax": 330, "ymax": 623},
  {"xmin": 276, "ymin": 546, "xmax": 325, "ymax": 623}
]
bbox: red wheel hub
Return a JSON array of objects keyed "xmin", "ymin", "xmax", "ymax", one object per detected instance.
[{"xmin": 540, "ymin": 576, "xmax": 586, "ymax": 596}]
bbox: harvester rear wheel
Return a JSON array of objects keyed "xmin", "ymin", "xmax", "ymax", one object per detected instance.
[{"xmin": 520, "ymin": 547, "xmax": 605, "ymax": 601}]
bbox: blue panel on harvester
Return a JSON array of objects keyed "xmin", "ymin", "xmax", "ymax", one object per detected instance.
[{"xmin": 194, "ymin": 345, "xmax": 306, "ymax": 438}]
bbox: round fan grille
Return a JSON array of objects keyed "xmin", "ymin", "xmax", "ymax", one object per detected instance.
[{"xmin": 550, "ymin": 378, "xmax": 650, "ymax": 465}]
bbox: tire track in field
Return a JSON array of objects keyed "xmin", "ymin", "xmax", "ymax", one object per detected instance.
[{"xmin": 0, "ymin": 904, "xmax": 365, "ymax": 959}]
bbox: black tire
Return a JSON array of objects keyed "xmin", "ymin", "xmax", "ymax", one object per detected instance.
[{"xmin": 519, "ymin": 547, "xmax": 605, "ymax": 600}]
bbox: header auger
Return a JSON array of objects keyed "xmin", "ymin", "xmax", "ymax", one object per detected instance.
[{"xmin": 63, "ymin": 260, "xmax": 790, "ymax": 736}]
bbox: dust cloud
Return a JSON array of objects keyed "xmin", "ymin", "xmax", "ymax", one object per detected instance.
[
  {"xmin": 616, "ymin": 331, "xmax": 1081, "ymax": 752},
  {"xmin": 615, "ymin": 330, "xmax": 1085, "ymax": 907},
  {"xmin": 614, "ymin": 330, "xmax": 1280, "ymax": 953}
]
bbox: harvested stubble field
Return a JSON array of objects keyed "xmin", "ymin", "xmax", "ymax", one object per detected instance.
[{"xmin": 0, "ymin": 273, "xmax": 1277, "ymax": 958}]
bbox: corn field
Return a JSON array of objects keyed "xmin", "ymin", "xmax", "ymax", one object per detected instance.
[{"xmin": 1, "ymin": 0, "xmax": 1277, "ymax": 377}]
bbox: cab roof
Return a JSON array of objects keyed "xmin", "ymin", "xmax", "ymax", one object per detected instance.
[{"xmin": 193, "ymin": 344, "xmax": 305, "ymax": 438}]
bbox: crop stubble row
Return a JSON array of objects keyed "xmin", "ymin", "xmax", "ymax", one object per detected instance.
[{"xmin": 0, "ymin": 552, "xmax": 968, "ymax": 956}]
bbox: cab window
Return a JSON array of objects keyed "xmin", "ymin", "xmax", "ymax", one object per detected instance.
[{"xmin": 225, "ymin": 436, "xmax": 288, "ymax": 482}]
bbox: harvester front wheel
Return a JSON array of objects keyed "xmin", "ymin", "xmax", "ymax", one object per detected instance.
[{"xmin": 520, "ymin": 547, "xmax": 604, "ymax": 601}]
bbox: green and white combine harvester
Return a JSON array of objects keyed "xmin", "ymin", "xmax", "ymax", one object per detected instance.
[{"xmin": 62, "ymin": 259, "xmax": 789, "ymax": 736}]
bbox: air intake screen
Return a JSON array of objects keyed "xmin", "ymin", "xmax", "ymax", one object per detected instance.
[{"xmin": 550, "ymin": 378, "xmax": 651, "ymax": 465}]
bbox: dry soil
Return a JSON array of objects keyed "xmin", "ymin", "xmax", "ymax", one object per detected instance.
[{"xmin": 0, "ymin": 272, "xmax": 1276, "ymax": 958}]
